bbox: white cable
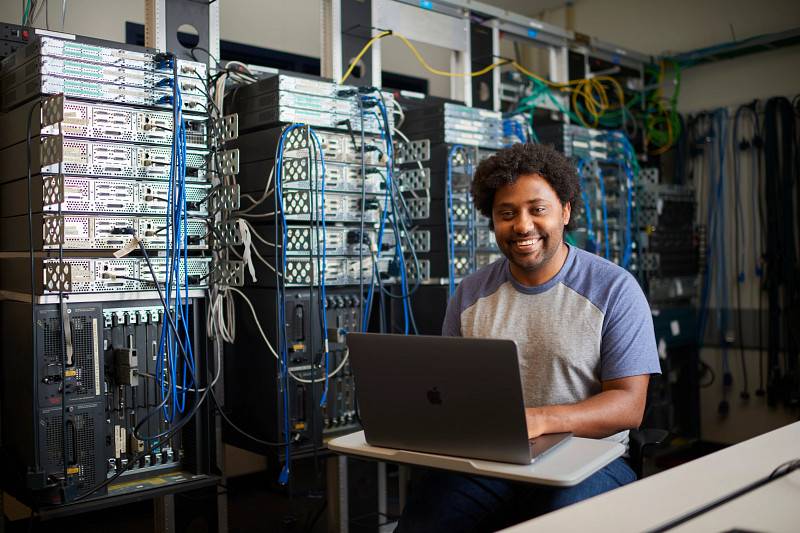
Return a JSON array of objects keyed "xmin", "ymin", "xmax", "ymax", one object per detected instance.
[
  {"xmin": 392, "ymin": 127, "xmax": 425, "ymax": 173},
  {"xmin": 391, "ymin": 98, "xmax": 405, "ymax": 128},
  {"xmin": 224, "ymin": 60, "xmax": 256, "ymax": 77},
  {"xmin": 237, "ymin": 167, "xmax": 275, "ymax": 214},
  {"xmin": 228, "ymin": 287, "xmax": 350, "ymax": 383},
  {"xmin": 145, "ymin": 335, "xmax": 223, "ymax": 392},
  {"xmin": 243, "ymin": 219, "xmax": 279, "ymax": 247},
  {"xmin": 237, "ymin": 218, "xmax": 258, "ymax": 282},
  {"xmin": 237, "ymin": 211, "xmax": 276, "ymax": 218},
  {"xmin": 208, "ymin": 287, "xmax": 236, "ymax": 344}
]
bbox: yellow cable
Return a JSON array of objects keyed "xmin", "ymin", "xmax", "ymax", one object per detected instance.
[
  {"xmin": 340, "ymin": 31, "xmax": 392, "ymax": 84},
  {"xmin": 393, "ymin": 33, "xmax": 509, "ymax": 78},
  {"xmin": 339, "ymin": 30, "xmax": 628, "ymax": 124}
]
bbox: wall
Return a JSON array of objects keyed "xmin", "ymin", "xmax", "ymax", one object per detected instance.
[{"xmin": 534, "ymin": 0, "xmax": 800, "ymax": 112}]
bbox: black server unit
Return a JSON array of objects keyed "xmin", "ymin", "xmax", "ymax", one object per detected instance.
[
  {"xmin": 0, "ymin": 299, "xmax": 212, "ymax": 506},
  {"xmin": 224, "ymin": 287, "xmax": 364, "ymax": 459},
  {"xmin": 1, "ymin": 301, "xmax": 107, "ymax": 503}
]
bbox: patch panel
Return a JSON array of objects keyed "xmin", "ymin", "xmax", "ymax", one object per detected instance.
[
  {"xmin": 1, "ymin": 73, "xmax": 207, "ymax": 113},
  {"xmin": 19, "ymin": 257, "xmax": 211, "ymax": 294}
]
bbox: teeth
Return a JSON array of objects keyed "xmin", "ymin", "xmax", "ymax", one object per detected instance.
[{"xmin": 516, "ymin": 239, "xmax": 538, "ymax": 246}]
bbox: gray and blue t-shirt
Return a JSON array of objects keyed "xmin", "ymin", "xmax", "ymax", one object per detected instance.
[{"xmin": 442, "ymin": 244, "xmax": 661, "ymax": 445}]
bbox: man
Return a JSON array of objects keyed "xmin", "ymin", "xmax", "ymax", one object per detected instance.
[{"xmin": 396, "ymin": 143, "xmax": 661, "ymax": 532}]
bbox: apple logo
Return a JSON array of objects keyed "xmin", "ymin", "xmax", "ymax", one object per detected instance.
[{"xmin": 427, "ymin": 387, "xmax": 442, "ymax": 405}]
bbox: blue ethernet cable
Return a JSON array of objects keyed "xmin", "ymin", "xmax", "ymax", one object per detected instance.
[{"xmin": 308, "ymin": 127, "xmax": 331, "ymax": 407}]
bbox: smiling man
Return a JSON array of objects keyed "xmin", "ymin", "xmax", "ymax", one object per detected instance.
[{"xmin": 395, "ymin": 143, "xmax": 661, "ymax": 532}]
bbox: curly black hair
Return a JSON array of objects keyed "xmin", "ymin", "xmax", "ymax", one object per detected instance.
[{"xmin": 471, "ymin": 143, "xmax": 582, "ymax": 231}]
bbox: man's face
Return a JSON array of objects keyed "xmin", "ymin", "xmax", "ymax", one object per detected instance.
[{"xmin": 491, "ymin": 173, "xmax": 571, "ymax": 281}]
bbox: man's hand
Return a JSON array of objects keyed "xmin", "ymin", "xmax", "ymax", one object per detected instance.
[
  {"xmin": 525, "ymin": 407, "xmax": 550, "ymax": 440},
  {"xmin": 524, "ymin": 374, "xmax": 650, "ymax": 439}
]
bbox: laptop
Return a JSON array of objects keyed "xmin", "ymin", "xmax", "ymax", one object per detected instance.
[{"xmin": 346, "ymin": 333, "xmax": 572, "ymax": 465}]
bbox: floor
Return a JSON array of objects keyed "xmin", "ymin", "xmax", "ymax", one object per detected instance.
[{"xmin": 3, "ymin": 441, "xmax": 717, "ymax": 533}]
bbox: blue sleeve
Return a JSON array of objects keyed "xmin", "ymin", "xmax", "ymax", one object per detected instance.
[
  {"xmin": 600, "ymin": 274, "xmax": 661, "ymax": 380},
  {"xmin": 441, "ymin": 284, "xmax": 463, "ymax": 337}
]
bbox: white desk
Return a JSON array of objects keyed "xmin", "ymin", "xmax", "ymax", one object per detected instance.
[
  {"xmin": 327, "ymin": 430, "xmax": 625, "ymax": 487},
  {"xmin": 503, "ymin": 421, "xmax": 800, "ymax": 532},
  {"xmin": 670, "ymin": 470, "xmax": 800, "ymax": 533}
]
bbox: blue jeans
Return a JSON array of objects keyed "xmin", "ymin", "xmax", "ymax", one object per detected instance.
[{"xmin": 395, "ymin": 457, "xmax": 636, "ymax": 533}]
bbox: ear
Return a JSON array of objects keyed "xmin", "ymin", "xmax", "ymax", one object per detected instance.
[{"xmin": 562, "ymin": 201, "xmax": 571, "ymax": 226}]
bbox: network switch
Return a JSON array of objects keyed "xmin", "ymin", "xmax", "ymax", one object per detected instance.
[
  {"xmin": 0, "ymin": 94, "xmax": 208, "ymax": 149},
  {"xmin": 280, "ymin": 225, "xmax": 376, "ymax": 256},
  {"xmin": 404, "ymin": 102, "xmax": 503, "ymax": 149},
  {"xmin": 0, "ymin": 137, "xmax": 208, "ymax": 183},
  {"xmin": 0, "ymin": 175, "xmax": 210, "ymax": 217},
  {"xmin": 0, "ymin": 214, "xmax": 207, "ymax": 251},
  {"xmin": 281, "ymin": 189, "xmax": 383, "ymax": 223},
  {"xmin": 225, "ymin": 73, "xmax": 394, "ymax": 135},
  {"xmin": 1, "ymin": 73, "xmax": 207, "ymax": 112},
  {"xmin": 1, "ymin": 36, "xmax": 206, "ymax": 79},
  {"xmin": 0, "ymin": 256, "xmax": 211, "ymax": 294},
  {"xmin": 277, "ymin": 127, "xmax": 386, "ymax": 166},
  {"xmin": 0, "ymin": 55, "xmax": 205, "ymax": 94},
  {"xmin": 250, "ymin": 254, "xmax": 390, "ymax": 287},
  {"xmin": 0, "ymin": 97, "xmax": 207, "ymax": 150}
]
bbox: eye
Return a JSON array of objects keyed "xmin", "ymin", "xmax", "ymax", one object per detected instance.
[{"xmin": 499, "ymin": 211, "xmax": 514, "ymax": 220}]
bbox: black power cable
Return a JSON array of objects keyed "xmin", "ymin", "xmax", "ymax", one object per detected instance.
[
  {"xmin": 648, "ymin": 458, "xmax": 800, "ymax": 532},
  {"xmin": 763, "ymin": 97, "xmax": 799, "ymax": 407},
  {"xmin": 732, "ymin": 103, "xmax": 754, "ymax": 401}
]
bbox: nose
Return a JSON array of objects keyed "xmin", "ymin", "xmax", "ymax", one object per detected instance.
[{"xmin": 512, "ymin": 211, "xmax": 534, "ymax": 235}]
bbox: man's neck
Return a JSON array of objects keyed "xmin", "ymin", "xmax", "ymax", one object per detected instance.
[{"xmin": 510, "ymin": 242, "xmax": 569, "ymax": 287}]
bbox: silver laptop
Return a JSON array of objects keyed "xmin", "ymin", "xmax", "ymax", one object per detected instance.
[{"xmin": 347, "ymin": 333, "xmax": 572, "ymax": 465}]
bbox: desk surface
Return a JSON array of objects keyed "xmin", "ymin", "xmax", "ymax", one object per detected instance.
[
  {"xmin": 327, "ymin": 431, "xmax": 624, "ymax": 487},
  {"xmin": 503, "ymin": 421, "xmax": 800, "ymax": 532},
  {"xmin": 670, "ymin": 469, "xmax": 800, "ymax": 533}
]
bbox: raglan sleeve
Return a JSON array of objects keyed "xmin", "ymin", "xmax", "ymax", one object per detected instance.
[
  {"xmin": 600, "ymin": 273, "xmax": 662, "ymax": 380},
  {"xmin": 441, "ymin": 283, "xmax": 464, "ymax": 337}
]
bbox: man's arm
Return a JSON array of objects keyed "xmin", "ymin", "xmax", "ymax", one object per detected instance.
[{"xmin": 525, "ymin": 374, "xmax": 650, "ymax": 439}]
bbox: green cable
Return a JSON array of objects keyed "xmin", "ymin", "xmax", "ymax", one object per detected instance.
[{"xmin": 22, "ymin": 0, "xmax": 31, "ymax": 25}]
